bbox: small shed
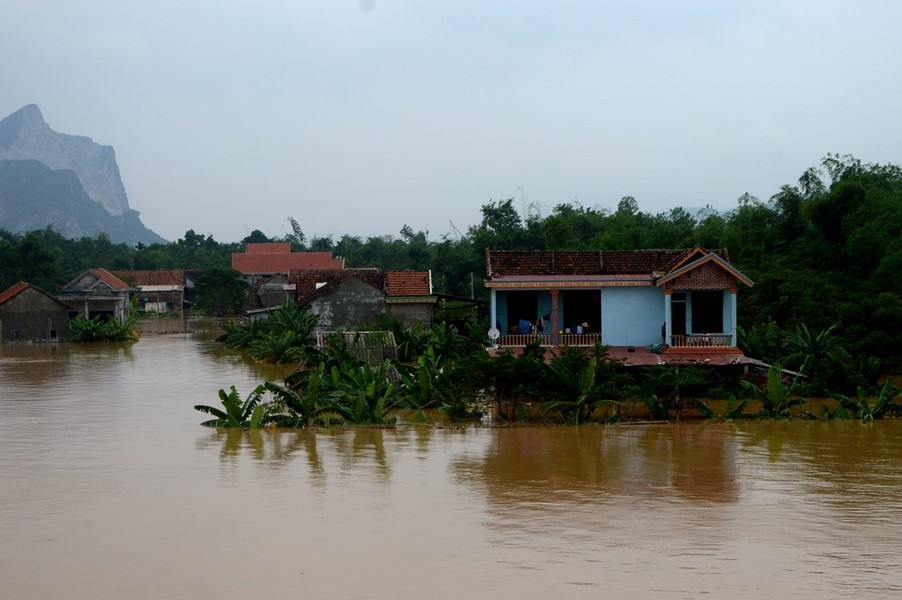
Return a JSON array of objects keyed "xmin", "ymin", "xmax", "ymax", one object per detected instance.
[{"xmin": 0, "ymin": 281, "xmax": 72, "ymax": 342}]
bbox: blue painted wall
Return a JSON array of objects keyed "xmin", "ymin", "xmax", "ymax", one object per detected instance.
[
  {"xmin": 721, "ymin": 291, "xmax": 733, "ymax": 334},
  {"xmin": 495, "ymin": 292, "xmax": 509, "ymax": 332},
  {"xmin": 537, "ymin": 292, "xmax": 553, "ymax": 330},
  {"xmin": 601, "ymin": 287, "xmax": 664, "ymax": 346}
]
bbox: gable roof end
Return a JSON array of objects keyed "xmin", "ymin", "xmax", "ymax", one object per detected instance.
[
  {"xmin": 89, "ymin": 268, "xmax": 131, "ymax": 291},
  {"xmin": 655, "ymin": 252, "xmax": 754, "ymax": 287},
  {"xmin": 0, "ymin": 281, "xmax": 31, "ymax": 306}
]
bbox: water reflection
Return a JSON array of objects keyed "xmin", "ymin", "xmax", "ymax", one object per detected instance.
[
  {"xmin": 196, "ymin": 425, "xmax": 459, "ymax": 480},
  {"xmin": 0, "ymin": 342, "xmax": 72, "ymax": 386},
  {"xmin": 133, "ymin": 312, "xmax": 190, "ymax": 335},
  {"xmin": 451, "ymin": 423, "xmax": 739, "ymax": 506},
  {"xmin": 3, "ymin": 332, "xmax": 902, "ymax": 599}
]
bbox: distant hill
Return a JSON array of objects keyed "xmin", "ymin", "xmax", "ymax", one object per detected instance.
[{"xmin": 0, "ymin": 104, "xmax": 165, "ymax": 245}]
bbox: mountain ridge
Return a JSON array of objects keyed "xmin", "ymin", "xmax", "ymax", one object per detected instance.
[{"xmin": 0, "ymin": 105, "xmax": 165, "ymax": 245}]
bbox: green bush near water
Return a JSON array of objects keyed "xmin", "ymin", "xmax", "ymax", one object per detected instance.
[
  {"xmin": 68, "ymin": 313, "xmax": 138, "ymax": 343},
  {"xmin": 201, "ymin": 311, "xmax": 902, "ymax": 427}
]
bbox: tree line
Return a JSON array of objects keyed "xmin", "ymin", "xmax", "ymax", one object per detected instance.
[{"xmin": 2, "ymin": 153, "xmax": 900, "ymax": 372}]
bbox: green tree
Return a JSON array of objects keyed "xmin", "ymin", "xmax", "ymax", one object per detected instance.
[
  {"xmin": 242, "ymin": 229, "xmax": 271, "ymax": 244},
  {"xmin": 196, "ymin": 267, "xmax": 247, "ymax": 316}
]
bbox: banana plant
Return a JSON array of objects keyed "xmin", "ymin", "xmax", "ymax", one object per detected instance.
[
  {"xmin": 195, "ymin": 384, "xmax": 266, "ymax": 428},
  {"xmin": 397, "ymin": 346, "xmax": 441, "ymax": 412},
  {"xmin": 262, "ymin": 369, "xmax": 349, "ymax": 426},
  {"xmin": 691, "ymin": 396, "xmax": 749, "ymax": 421},
  {"xmin": 741, "ymin": 366, "xmax": 805, "ymax": 419},
  {"xmin": 544, "ymin": 356, "xmax": 606, "ymax": 424},
  {"xmin": 249, "ymin": 330, "xmax": 306, "ymax": 364},
  {"xmin": 834, "ymin": 381, "xmax": 899, "ymax": 422}
]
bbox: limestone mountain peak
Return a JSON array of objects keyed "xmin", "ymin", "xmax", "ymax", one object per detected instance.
[
  {"xmin": 0, "ymin": 104, "xmax": 165, "ymax": 245},
  {"xmin": 0, "ymin": 104, "xmax": 129, "ymax": 216}
]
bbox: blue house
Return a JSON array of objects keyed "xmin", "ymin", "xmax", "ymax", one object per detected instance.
[{"xmin": 485, "ymin": 246, "xmax": 753, "ymax": 353}]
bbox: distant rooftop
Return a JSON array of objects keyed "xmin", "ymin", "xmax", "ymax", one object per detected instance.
[{"xmin": 232, "ymin": 243, "xmax": 345, "ymax": 275}]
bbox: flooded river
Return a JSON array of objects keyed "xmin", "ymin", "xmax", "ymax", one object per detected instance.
[{"xmin": 1, "ymin": 323, "xmax": 901, "ymax": 599}]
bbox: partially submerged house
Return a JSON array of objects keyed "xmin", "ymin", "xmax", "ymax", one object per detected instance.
[
  {"xmin": 0, "ymin": 281, "xmax": 72, "ymax": 342},
  {"xmin": 231, "ymin": 243, "xmax": 345, "ymax": 284},
  {"xmin": 291, "ymin": 269, "xmax": 435, "ymax": 332},
  {"xmin": 243, "ymin": 273, "xmax": 298, "ymax": 323},
  {"xmin": 112, "ymin": 270, "xmax": 193, "ymax": 312},
  {"xmin": 485, "ymin": 246, "xmax": 754, "ymax": 364},
  {"xmin": 57, "ymin": 268, "xmax": 131, "ymax": 324}
]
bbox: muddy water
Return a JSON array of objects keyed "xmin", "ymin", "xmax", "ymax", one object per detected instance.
[{"xmin": 1, "ymin": 325, "xmax": 901, "ymax": 599}]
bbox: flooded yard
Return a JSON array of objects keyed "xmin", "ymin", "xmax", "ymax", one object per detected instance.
[{"xmin": 1, "ymin": 324, "xmax": 901, "ymax": 599}]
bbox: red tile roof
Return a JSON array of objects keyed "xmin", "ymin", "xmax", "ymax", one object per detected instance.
[
  {"xmin": 0, "ymin": 281, "xmax": 72, "ymax": 308},
  {"xmin": 290, "ymin": 269, "xmax": 433, "ymax": 305},
  {"xmin": 232, "ymin": 248, "xmax": 344, "ymax": 274},
  {"xmin": 111, "ymin": 270, "xmax": 186, "ymax": 286},
  {"xmin": 385, "ymin": 271, "xmax": 432, "ymax": 296},
  {"xmin": 607, "ymin": 346, "xmax": 748, "ymax": 367},
  {"xmin": 244, "ymin": 243, "xmax": 292, "ymax": 254},
  {"xmin": 89, "ymin": 268, "xmax": 131, "ymax": 291},
  {"xmin": 0, "ymin": 281, "xmax": 30, "ymax": 306},
  {"xmin": 291, "ymin": 269, "xmax": 384, "ymax": 305},
  {"xmin": 487, "ymin": 345, "xmax": 751, "ymax": 367},
  {"xmin": 486, "ymin": 248, "xmax": 732, "ymax": 278}
]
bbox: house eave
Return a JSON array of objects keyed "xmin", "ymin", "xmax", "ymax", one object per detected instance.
[
  {"xmin": 384, "ymin": 296, "xmax": 438, "ymax": 304},
  {"xmin": 485, "ymin": 275, "xmax": 653, "ymax": 290}
]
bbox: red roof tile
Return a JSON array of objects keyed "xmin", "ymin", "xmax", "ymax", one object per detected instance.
[
  {"xmin": 111, "ymin": 270, "xmax": 186, "ymax": 286},
  {"xmin": 291, "ymin": 269, "xmax": 384, "ymax": 305},
  {"xmin": 89, "ymin": 268, "xmax": 131, "ymax": 291},
  {"xmin": 385, "ymin": 271, "xmax": 432, "ymax": 296},
  {"xmin": 244, "ymin": 243, "xmax": 292, "ymax": 254},
  {"xmin": 0, "ymin": 281, "xmax": 72, "ymax": 308},
  {"xmin": 0, "ymin": 281, "xmax": 30, "ymax": 306},
  {"xmin": 232, "ymin": 249, "xmax": 344, "ymax": 274},
  {"xmin": 486, "ymin": 248, "xmax": 732, "ymax": 278},
  {"xmin": 607, "ymin": 346, "xmax": 748, "ymax": 366},
  {"xmin": 487, "ymin": 345, "xmax": 751, "ymax": 367}
]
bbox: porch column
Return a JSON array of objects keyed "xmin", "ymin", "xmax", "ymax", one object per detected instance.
[
  {"xmin": 550, "ymin": 289, "xmax": 559, "ymax": 347},
  {"xmin": 729, "ymin": 289, "xmax": 738, "ymax": 346},
  {"xmin": 664, "ymin": 289, "xmax": 672, "ymax": 347},
  {"xmin": 489, "ymin": 289, "xmax": 497, "ymax": 334}
]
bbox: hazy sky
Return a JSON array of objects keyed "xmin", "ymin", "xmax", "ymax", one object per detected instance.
[{"xmin": 2, "ymin": 1, "xmax": 901, "ymax": 244}]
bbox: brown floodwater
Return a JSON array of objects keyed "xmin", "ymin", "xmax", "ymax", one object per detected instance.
[{"xmin": 2, "ymin": 321, "xmax": 901, "ymax": 599}]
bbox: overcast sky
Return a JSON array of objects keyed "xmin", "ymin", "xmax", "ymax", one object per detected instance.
[{"xmin": 2, "ymin": 1, "xmax": 901, "ymax": 244}]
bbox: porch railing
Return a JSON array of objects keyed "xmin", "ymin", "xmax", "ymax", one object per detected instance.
[
  {"xmin": 669, "ymin": 333, "xmax": 733, "ymax": 348},
  {"xmin": 496, "ymin": 333, "xmax": 602, "ymax": 348}
]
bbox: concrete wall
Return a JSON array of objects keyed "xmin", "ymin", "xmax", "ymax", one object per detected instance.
[
  {"xmin": 600, "ymin": 286, "xmax": 664, "ymax": 346},
  {"xmin": 0, "ymin": 288, "xmax": 69, "ymax": 342},
  {"xmin": 386, "ymin": 303, "xmax": 433, "ymax": 329},
  {"xmin": 308, "ymin": 278, "xmax": 387, "ymax": 332}
]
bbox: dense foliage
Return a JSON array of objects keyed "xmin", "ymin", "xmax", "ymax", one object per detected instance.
[
  {"xmin": 3, "ymin": 153, "xmax": 901, "ymax": 371},
  {"xmin": 202, "ymin": 316, "xmax": 901, "ymax": 426},
  {"xmin": 68, "ymin": 313, "xmax": 139, "ymax": 343}
]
